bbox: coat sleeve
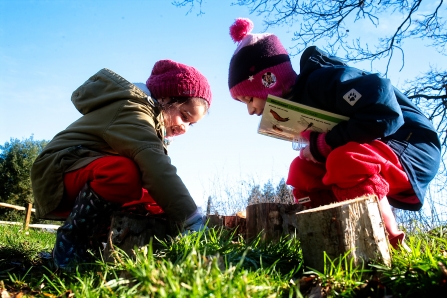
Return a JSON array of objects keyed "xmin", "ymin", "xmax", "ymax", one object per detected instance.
[
  {"xmin": 304, "ymin": 67, "xmax": 405, "ymax": 148},
  {"xmin": 103, "ymin": 101, "xmax": 197, "ymax": 223}
]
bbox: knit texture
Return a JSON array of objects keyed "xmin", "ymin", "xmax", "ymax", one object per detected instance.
[
  {"xmin": 230, "ymin": 61, "xmax": 296, "ymax": 100},
  {"xmin": 228, "ymin": 18, "xmax": 297, "ymax": 100},
  {"xmin": 229, "ymin": 18, "xmax": 254, "ymax": 43},
  {"xmin": 332, "ymin": 173, "xmax": 390, "ymax": 201},
  {"xmin": 146, "ymin": 59, "xmax": 212, "ymax": 106},
  {"xmin": 299, "ymin": 131, "xmax": 331, "ymax": 163},
  {"xmin": 317, "ymin": 133, "xmax": 332, "ymax": 157}
]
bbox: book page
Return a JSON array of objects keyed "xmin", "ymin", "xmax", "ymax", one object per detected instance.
[{"xmin": 258, "ymin": 95, "xmax": 349, "ymax": 142}]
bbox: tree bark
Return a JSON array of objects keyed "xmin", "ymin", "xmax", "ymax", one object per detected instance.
[
  {"xmin": 104, "ymin": 212, "xmax": 174, "ymax": 263},
  {"xmin": 246, "ymin": 203, "xmax": 303, "ymax": 242},
  {"xmin": 206, "ymin": 214, "xmax": 224, "ymax": 228},
  {"xmin": 206, "ymin": 214, "xmax": 246, "ymax": 237},
  {"xmin": 296, "ymin": 195, "xmax": 391, "ymax": 272}
]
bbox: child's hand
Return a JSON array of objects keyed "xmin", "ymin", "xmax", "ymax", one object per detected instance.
[
  {"xmin": 298, "ymin": 131, "xmax": 332, "ymax": 163},
  {"xmin": 300, "ymin": 145, "xmax": 319, "ymax": 163},
  {"xmin": 182, "ymin": 210, "xmax": 206, "ymax": 233}
]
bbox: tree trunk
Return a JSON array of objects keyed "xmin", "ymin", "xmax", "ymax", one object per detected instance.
[
  {"xmin": 246, "ymin": 203, "xmax": 303, "ymax": 242},
  {"xmin": 296, "ymin": 195, "xmax": 391, "ymax": 272},
  {"xmin": 104, "ymin": 212, "xmax": 174, "ymax": 263}
]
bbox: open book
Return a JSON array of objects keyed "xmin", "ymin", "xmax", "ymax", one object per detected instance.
[{"xmin": 258, "ymin": 95, "xmax": 349, "ymax": 142}]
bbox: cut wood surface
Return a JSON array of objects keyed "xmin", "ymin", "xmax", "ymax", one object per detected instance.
[
  {"xmin": 246, "ymin": 203, "xmax": 303, "ymax": 242},
  {"xmin": 296, "ymin": 195, "xmax": 390, "ymax": 272},
  {"xmin": 104, "ymin": 212, "xmax": 173, "ymax": 262}
]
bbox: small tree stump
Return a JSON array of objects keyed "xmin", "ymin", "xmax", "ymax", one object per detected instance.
[
  {"xmin": 224, "ymin": 215, "xmax": 246, "ymax": 237},
  {"xmin": 296, "ymin": 195, "xmax": 391, "ymax": 272},
  {"xmin": 206, "ymin": 214, "xmax": 224, "ymax": 228},
  {"xmin": 246, "ymin": 203, "xmax": 303, "ymax": 242},
  {"xmin": 206, "ymin": 214, "xmax": 247, "ymax": 238},
  {"xmin": 104, "ymin": 212, "xmax": 174, "ymax": 263}
]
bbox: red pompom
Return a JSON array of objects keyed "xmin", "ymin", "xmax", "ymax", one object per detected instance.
[{"xmin": 229, "ymin": 18, "xmax": 254, "ymax": 43}]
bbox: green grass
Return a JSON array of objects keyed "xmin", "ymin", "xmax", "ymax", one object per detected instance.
[{"xmin": 0, "ymin": 224, "xmax": 446, "ymax": 297}]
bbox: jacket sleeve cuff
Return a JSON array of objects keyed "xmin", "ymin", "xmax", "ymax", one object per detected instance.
[
  {"xmin": 317, "ymin": 133, "xmax": 332, "ymax": 158},
  {"xmin": 309, "ymin": 132, "xmax": 327, "ymax": 163}
]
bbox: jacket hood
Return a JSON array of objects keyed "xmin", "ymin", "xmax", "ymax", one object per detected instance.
[
  {"xmin": 72, "ymin": 68, "xmax": 151, "ymax": 115},
  {"xmin": 299, "ymin": 46, "xmax": 347, "ymax": 77}
]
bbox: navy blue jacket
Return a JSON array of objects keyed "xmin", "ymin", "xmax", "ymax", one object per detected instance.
[{"xmin": 290, "ymin": 46, "xmax": 441, "ymax": 211}]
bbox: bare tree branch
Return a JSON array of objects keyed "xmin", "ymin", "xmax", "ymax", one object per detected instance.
[
  {"xmin": 404, "ymin": 68, "xmax": 447, "ymax": 149},
  {"xmin": 233, "ymin": 0, "xmax": 446, "ymax": 75},
  {"xmin": 172, "ymin": 0, "xmax": 204, "ymax": 16}
]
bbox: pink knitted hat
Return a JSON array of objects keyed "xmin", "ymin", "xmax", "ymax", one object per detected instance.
[
  {"xmin": 146, "ymin": 59, "xmax": 212, "ymax": 106},
  {"xmin": 228, "ymin": 18, "xmax": 297, "ymax": 101}
]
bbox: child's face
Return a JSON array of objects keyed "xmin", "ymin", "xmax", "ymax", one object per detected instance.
[
  {"xmin": 236, "ymin": 96, "xmax": 266, "ymax": 116},
  {"xmin": 161, "ymin": 98, "xmax": 207, "ymax": 137}
]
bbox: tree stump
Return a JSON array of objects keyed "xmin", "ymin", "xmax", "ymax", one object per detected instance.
[
  {"xmin": 224, "ymin": 214, "xmax": 246, "ymax": 237},
  {"xmin": 246, "ymin": 203, "xmax": 303, "ymax": 242},
  {"xmin": 206, "ymin": 214, "xmax": 247, "ymax": 238},
  {"xmin": 296, "ymin": 195, "xmax": 391, "ymax": 272},
  {"xmin": 206, "ymin": 214, "xmax": 224, "ymax": 228},
  {"xmin": 104, "ymin": 212, "xmax": 174, "ymax": 263}
]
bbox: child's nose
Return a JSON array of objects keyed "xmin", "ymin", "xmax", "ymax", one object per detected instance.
[
  {"xmin": 247, "ymin": 105, "xmax": 256, "ymax": 115},
  {"xmin": 179, "ymin": 123, "xmax": 189, "ymax": 135}
]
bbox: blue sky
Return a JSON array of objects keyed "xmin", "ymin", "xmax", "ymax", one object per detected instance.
[{"xmin": 1, "ymin": 1, "xmax": 446, "ymax": 212}]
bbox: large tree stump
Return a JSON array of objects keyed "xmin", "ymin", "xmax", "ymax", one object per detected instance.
[
  {"xmin": 296, "ymin": 195, "xmax": 391, "ymax": 272},
  {"xmin": 104, "ymin": 212, "xmax": 174, "ymax": 263},
  {"xmin": 246, "ymin": 203, "xmax": 303, "ymax": 242}
]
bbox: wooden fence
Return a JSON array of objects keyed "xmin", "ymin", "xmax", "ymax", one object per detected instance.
[{"xmin": 0, "ymin": 202, "xmax": 60, "ymax": 230}]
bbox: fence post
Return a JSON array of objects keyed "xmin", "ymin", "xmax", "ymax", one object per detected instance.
[{"xmin": 23, "ymin": 203, "xmax": 33, "ymax": 230}]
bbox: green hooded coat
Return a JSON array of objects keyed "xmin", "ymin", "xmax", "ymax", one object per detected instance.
[{"xmin": 31, "ymin": 68, "xmax": 197, "ymax": 222}]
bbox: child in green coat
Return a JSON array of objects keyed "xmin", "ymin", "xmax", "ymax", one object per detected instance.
[{"xmin": 32, "ymin": 60, "xmax": 212, "ymax": 268}]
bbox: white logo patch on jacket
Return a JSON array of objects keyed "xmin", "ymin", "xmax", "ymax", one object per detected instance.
[{"xmin": 343, "ymin": 88, "xmax": 362, "ymax": 106}]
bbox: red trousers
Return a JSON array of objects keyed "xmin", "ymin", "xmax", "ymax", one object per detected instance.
[
  {"xmin": 287, "ymin": 140, "xmax": 415, "ymax": 208},
  {"xmin": 50, "ymin": 156, "xmax": 163, "ymax": 218}
]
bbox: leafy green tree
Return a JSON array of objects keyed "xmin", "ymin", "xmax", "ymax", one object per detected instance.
[{"xmin": 0, "ymin": 136, "xmax": 48, "ymax": 221}]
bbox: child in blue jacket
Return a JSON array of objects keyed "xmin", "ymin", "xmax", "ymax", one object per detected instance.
[{"xmin": 227, "ymin": 18, "xmax": 441, "ymax": 248}]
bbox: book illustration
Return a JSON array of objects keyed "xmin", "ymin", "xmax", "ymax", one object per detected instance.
[
  {"xmin": 270, "ymin": 109, "xmax": 290, "ymax": 122},
  {"xmin": 258, "ymin": 95, "xmax": 349, "ymax": 142},
  {"xmin": 272, "ymin": 124, "xmax": 283, "ymax": 132},
  {"xmin": 297, "ymin": 116, "xmax": 323, "ymax": 133}
]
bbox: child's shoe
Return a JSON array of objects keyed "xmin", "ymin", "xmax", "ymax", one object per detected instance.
[{"xmin": 52, "ymin": 183, "xmax": 119, "ymax": 269}]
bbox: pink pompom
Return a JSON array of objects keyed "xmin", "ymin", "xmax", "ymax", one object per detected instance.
[{"xmin": 229, "ymin": 18, "xmax": 254, "ymax": 43}]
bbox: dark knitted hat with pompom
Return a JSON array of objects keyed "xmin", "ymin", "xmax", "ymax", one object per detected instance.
[{"xmin": 228, "ymin": 18, "xmax": 297, "ymax": 101}]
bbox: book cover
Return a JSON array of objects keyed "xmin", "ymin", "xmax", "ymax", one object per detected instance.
[{"xmin": 258, "ymin": 95, "xmax": 349, "ymax": 142}]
